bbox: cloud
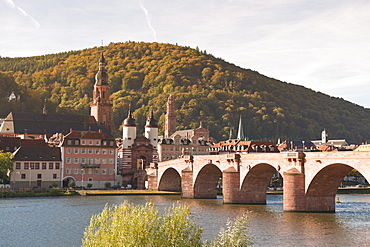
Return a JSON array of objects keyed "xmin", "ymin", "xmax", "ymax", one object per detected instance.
[
  {"xmin": 139, "ymin": 0, "xmax": 157, "ymax": 42},
  {"xmin": 3, "ymin": 0, "xmax": 40, "ymax": 28}
]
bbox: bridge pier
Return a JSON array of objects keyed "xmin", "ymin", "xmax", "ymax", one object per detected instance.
[
  {"xmin": 222, "ymin": 167, "xmax": 240, "ymax": 203},
  {"xmin": 181, "ymin": 167, "xmax": 194, "ymax": 198},
  {"xmin": 283, "ymin": 168, "xmax": 306, "ymax": 211}
]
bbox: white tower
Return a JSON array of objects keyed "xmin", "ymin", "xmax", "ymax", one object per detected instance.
[
  {"xmin": 145, "ymin": 109, "xmax": 159, "ymax": 163},
  {"xmin": 321, "ymin": 129, "xmax": 327, "ymax": 144},
  {"xmin": 145, "ymin": 109, "xmax": 158, "ymax": 147},
  {"xmin": 122, "ymin": 107, "xmax": 136, "ymax": 149}
]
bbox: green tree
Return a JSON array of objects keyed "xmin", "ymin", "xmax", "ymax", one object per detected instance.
[
  {"xmin": 82, "ymin": 201, "xmax": 252, "ymax": 247},
  {"xmin": 0, "ymin": 151, "xmax": 13, "ymax": 183}
]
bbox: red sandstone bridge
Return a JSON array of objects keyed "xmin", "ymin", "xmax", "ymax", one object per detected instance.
[{"xmin": 147, "ymin": 152, "xmax": 370, "ymax": 212}]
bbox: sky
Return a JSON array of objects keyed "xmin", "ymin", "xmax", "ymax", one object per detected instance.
[{"xmin": 1, "ymin": 0, "xmax": 370, "ymax": 108}]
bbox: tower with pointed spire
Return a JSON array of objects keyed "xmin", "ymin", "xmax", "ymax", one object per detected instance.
[
  {"xmin": 90, "ymin": 53, "xmax": 114, "ymax": 134},
  {"xmin": 121, "ymin": 106, "xmax": 137, "ymax": 170},
  {"xmin": 236, "ymin": 115, "xmax": 245, "ymax": 140},
  {"xmin": 122, "ymin": 106, "xmax": 137, "ymax": 148},
  {"xmin": 145, "ymin": 109, "xmax": 159, "ymax": 163},
  {"xmin": 164, "ymin": 95, "xmax": 176, "ymax": 138}
]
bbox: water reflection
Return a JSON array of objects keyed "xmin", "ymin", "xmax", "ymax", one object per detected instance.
[{"xmin": 0, "ymin": 194, "xmax": 369, "ymax": 246}]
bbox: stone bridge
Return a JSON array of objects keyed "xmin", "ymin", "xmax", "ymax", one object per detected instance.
[{"xmin": 146, "ymin": 152, "xmax": 370, "ymax": 212}]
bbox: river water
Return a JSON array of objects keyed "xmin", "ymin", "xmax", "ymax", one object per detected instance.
[{"xmin": 0, "ymin": 194, "xmax": 369, "ymax": 246}]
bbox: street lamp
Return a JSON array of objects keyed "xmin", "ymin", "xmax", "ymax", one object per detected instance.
[
  {"xmin": 29, "ymin": 166, "xmax": 31, "ymax": 187},
  {"xmin": 81, "ymin": 168, "xmax": 84, "ymax": 189}
]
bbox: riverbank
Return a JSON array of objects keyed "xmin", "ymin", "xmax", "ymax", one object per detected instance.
[
  {"xmin": 0, "ymin": 188, "xmax": 78, "ymax": 198},
  {"xmin": 76, "ymin": 189, "xmax": 181, "ymax": 196}
]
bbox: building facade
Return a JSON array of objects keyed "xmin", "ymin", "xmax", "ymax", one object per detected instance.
[
  {"xmin": 11, "ymin": 146, "xmax": 62, "ymax": 189},
  {"xmin": 61, "ymin": 129, "xmax": 117, "ymax": 189}
]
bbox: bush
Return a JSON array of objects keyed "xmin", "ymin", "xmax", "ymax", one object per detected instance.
[
  {"xmin": 49, "ymin": 187, "xmax": 61, "ymax": 196},
  {"xmin": 82, "ymin": 201, "xmax": 252, "ymax": 247},
  {"xmin": 104, "ymin": 182, "xmax": 111, "ymax": 189},
  {"xmin": 51, "ymin": 183, "xmax": 59, "ymax": 188},
  {"xmin": 68, "ymin": 181, "xmax": 76, "ymax": 188},
  {"xmin": 87, "ymin": 183, "xmax": 93, "ymax": 189}
]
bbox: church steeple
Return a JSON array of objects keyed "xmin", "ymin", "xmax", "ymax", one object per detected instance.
[
  {"xmin": 237, "ymin": 115, "xmax": 245, "ymax": 140},
  {"xmin": 90, "ymin": 53, "xmax": 114, "ymax": 134},
  {"xmin": 95, "ymin": 53, "xmax": 108, "ymax": 86}
]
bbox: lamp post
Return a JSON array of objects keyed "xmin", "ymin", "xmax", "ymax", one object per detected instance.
[
  {"xmin": 29, "ymin": 167, "xmax": 31, "ymax": 187},
  {"xmin": 81, "ymin": 168, "xmax": 84, "ymax": 189}
]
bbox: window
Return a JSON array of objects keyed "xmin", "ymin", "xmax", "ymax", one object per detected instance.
[
  {"xmin": 109, "ymin": 149, "xmax": 114, "ymax": 155},
  {"xmin": 74, "ymin": 169, "xmax": 79, "ymax": 174},
  {"xmin": 109, "ymin": 168, "xmax": 114, "ymax": 175},
  {"xmin": 102, "ymin": 158, "xmax": 107, "ymax": 164},
  {"xmin": 102, "ymin": 169, "xmax": 107, "ymax": 174},
  {"xmin": 49, "ymin": 163, "xmax": 54, "ymax": 169},
  {"xmin": 67, "ymin": 139, "xmax": 72, "ymax": 145},
  {"xmin": 30, "ymin": 163, "xmax": 35, "ymax": 169},
  {"xmin": 95, "ymin": 149, "xmax": 100, "ymax": 154},
  {"xmin": 55, "ymin": 163, "xmax": 60, "ymax": 169},
  {"xmin": 102, "ymin": 149, "xmax": 107, "ymax": 155},
  {"xmin": 89, "ymin": 140, "xmax": 93, "ymax": 145},
  {"xmin": 88, "ymin": 158, "xmax": 93, "ymax": 164},
  {"xmin": 66, "ymin": 158, "xmax": 72, "ymax": 164},
  {"xmin": 81, "ymin": 140, "xmax": 86, "ymax": 145},
  {"xmin": 103, "ymin": 141, "xmax": 107, "ymax": 146},
  {"xmin": 35, "ymin": 163, "xmax": 40, "ymax": 169},
  {"xmin": 88, "ymin": 178, "xmax": 93, "ymax": 181},
  {"xmin": 74, "ymin": 148, "xmax": 79, "ymax": 154},
  {"xmin": 95, "ymin": 158, "xmax": 100, "ymax": 164},
  {"xmin": 53, "ymin": 174, "xmax": 57, "ymax": 179},
  {"xmin": 96, "ymin": 140, "xmax": 100, "ymax": 145},
  {"xmin": 42, "ymin": 163, "xmax": 46, "ymax": 169},
  {"xmin": 81, "ymin": 158, "xmax": 86, "ymax": 164},
  {"xmin": 67, "ymin": 148, "xmax": 72, "ymax": 154},
  {"xmin": 37, "ymin": 174, "xmax": 42, "ymax": 179},
  {"xmin": 95, "ymin": 169, "xmax": 99, "ymax": 174},
  {"xmin": 74, "ymin": 139, "xmax": 80, "ymax": 145},
  {"xmin": 88, "ymin": 149, "xmax": 93, "ymax": 154},
  {"xmin": 74, "ymin": 158, "xmax": 79, "ymax": 164},
  {"xmin": 15, "ymin": 162, "xmax": 21, "ymax": 169},
  {"xmin": 66, "ymin": 169, "xmax": 70, "ymax": 174},
  {"xmin": 109, "ymin": 141, "xmax": 114, "ymax": 146},
  {"xmin": 21, "ymin": 174, "xmax": 26, "ymax": 179},
  {"xmin": 81, "ymin": 148, "xmax": 86, "ymax": 154},
  {"xmin": 109, "ymin": 158, "xmax": 114, "ymax": 164}
]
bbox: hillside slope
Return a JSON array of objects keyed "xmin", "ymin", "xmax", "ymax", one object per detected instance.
[{"xmin": 0, "ymin": 41, "xmax": 369, "ymax": 143}]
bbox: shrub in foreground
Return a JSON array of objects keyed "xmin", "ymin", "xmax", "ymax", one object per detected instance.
[{"xmin": 82, "ymin": 201, "xmax": 252, "ymax": 247}]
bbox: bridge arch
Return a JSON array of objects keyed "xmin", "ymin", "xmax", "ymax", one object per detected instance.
[
  {"xmin": 158, "ymin": 168, "xmax": 181, "ymax": 192},
  {"xmin": 240, "ymin": 163, "xmax": 278, "ymax": 204},
  {"xmin": 194, "ymin": 164, "xmax": 222, "ymax": 199}
]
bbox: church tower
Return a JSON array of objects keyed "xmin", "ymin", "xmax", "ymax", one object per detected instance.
[
  {"xmin": 164, "ymin": 95, "xmax": 176, "ymax": 138},
  {"xmin": 90, "ymin": 53, "xmax": 114, "ymax": 134}
]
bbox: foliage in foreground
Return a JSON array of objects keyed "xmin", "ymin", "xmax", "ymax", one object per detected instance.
[{"xmin": 82, "ymin": 201, "xmax": 252, "ymax": 247}]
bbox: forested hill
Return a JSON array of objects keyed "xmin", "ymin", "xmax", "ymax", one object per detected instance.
[{"xmin": 0, "ymin": 41, "xmax": 369, "ymax": 143}]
